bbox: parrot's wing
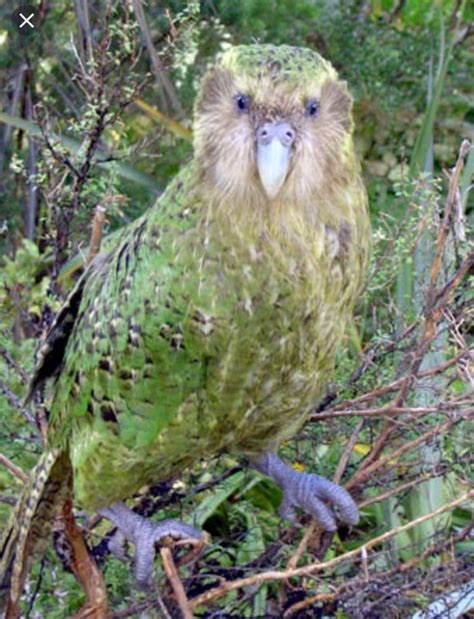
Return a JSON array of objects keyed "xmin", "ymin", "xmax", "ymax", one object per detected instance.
[{"xmin": 26, "ymin": 253, "xmax": 110, "ymax": 402}]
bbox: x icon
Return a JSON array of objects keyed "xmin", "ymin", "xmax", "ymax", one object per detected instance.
[
  {"xmin": 19, "ymin": 12, "xmax": 35, "ymax": 29},
  {"xmin": 11, "ymin": 5, "xmax": 40, "ymax": 35}
]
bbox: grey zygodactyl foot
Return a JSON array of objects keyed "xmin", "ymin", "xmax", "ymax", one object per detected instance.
[
  {"xmin": 98, "ymin": 502, "xmax": 204, "ymax": 588},
  {"xmin": 253, "ymin": 453, "xmax": 359, "ymax": 531}
]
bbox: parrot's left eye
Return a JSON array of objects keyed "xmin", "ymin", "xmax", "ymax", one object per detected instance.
[
  {"xmin": 306, "ymin": 99, "xmax": 320, "ymax": 117},
  {"xmin": 235, "ymin": 94, "xmax": 250, "ymax": 113}
]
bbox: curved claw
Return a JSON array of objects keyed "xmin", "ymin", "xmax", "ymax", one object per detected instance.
[
  {"xmin": 253, "ymin": 453, "xmax": 359, "ymax": 530},
  {"xmin": 133, "ymin": 518, "xmax": 204, "ymax": 587},
  {"xmin": 99, "ymin": 503, "xmax": 204, "ymax": 588},
  {"xmin": 279, "ymin": 485, "xmax": 338, "ymax": 530}
]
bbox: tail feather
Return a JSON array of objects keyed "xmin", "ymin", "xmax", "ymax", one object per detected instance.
[{"xmin": 0, "ymin": 449, "xmax": 72, "ymax": 616}]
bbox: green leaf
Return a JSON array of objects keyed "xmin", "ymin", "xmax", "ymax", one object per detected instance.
[
  {"xmin": 190, "ymin": 471, "xmax": 246, "ymax": 527},
  {"xmin": 409, "ymin": 2, "xmax": 466, "ymax": 176},
  {"xmin": 234, "ymin": 506, "xmax": 265, "ymax": 565},
  {"xmin": 460, "ymin": 142, "xmax": 474, "ymax": 213}
]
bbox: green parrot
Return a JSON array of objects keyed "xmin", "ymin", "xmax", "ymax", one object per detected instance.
[{"xmin": 1, "ymin": 44, "xmax": 370, "ymax": 610}]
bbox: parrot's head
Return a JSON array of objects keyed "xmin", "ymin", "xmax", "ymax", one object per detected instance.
[{"xmin": 194, "ymin": 44, "xmax": 354, "ymax": 211}]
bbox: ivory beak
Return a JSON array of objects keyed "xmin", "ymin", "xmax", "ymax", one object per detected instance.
[
  {"xmin": 256, "ymin": 121, "xmax": 295, "ymax": 199},
  {"xmin": 257, "ymin": 140, "xmax": 291, "ymax": 200}
]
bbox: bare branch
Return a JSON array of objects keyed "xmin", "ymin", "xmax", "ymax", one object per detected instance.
[
  {"xmin": 189, "ymin": 491, "xmax": 474, "ymax": 610},
  {"xmin": 160, "ymin": 546, "xmax": 193, "ymax": 619},
  {"xmin": 0, "ymin": 453, "xmax": 28, "ymax": 484},
  {"xmin": 131, "ymin": 0, "xmax": 184, "ymax": 116}
]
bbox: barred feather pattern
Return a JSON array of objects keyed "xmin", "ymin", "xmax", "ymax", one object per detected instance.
[{"xmin": 0, "ymin": 451, "xmax": 72, "ymax": 614}]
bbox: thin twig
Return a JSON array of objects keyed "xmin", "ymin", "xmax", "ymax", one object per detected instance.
[
  {"xmin": 189, "ymin": 490, "xmax": 473, "ymax": 610},
  {"xmin": 313, "ymin": 404, "xmax": 463, "ymax": 420},
  {"xmin": 346, "ymin": 412, "xmax": 470, "ymax": 490},
  {"xmin": 160, "ymin": 546, "xmax": 193, "ymax": 619},
  {"xmin": 355, "ymin": 141, "xmax": 472, "ymax": 471},
  {"xmin": 61, "ymin": 498, "xmax": 109, "ymax": 619},
  {"xmin": 334, "ymin": 419, "xmax": 365, "ymax": 484},
  {"xmin": 0, "ymin": 378, "xmax": 37, "ymax": 427},
  {"xmin": 428, "ymin": 139, "xmax": 470, "ymax": 304},
  {"xmin": 317, "ymin": 352, "xmax": 467, "ymax": 417},
  {"xmin": 283, "ymin": 523, "xmax": 473, "ymax": 617},
  {"xmin": 0, "ymin": 453, "xmax": 28, "ymax": 483},
  {"xmin": 86, "ymin": 205, "xmax": 106, "ymax": 265},
  {"xmin": 131, "ymin": 0, "xmax": 184, "ymax": 116},
  {"xmin": 24, "ymin": 80, "xmax": 38, "ymax": 240},
  {"xmin": 359, "ymin": 478, "xmax": 429, "ymax": 509}
]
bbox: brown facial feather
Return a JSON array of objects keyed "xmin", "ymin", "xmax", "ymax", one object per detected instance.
[{"xmin": 194, "ymin": 65, "xmax": 355, "ymax": 226}]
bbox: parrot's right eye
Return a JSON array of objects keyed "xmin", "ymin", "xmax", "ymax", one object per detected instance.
[
  {"xmin": 235, "ymin": 94, "xmax": 250, "ymax": 113},
  {"xmin": 306, "ymin": 98, "xmax": 320, "ymax": 117}
]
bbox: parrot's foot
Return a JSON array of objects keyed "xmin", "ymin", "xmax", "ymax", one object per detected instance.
[
  {"xmin": 98, "ymin": 502, "xmax": 204, "ymax": 588},
  {"xmin": 253, "ymin": 453, "xmax": 359, "ymax": 531}
]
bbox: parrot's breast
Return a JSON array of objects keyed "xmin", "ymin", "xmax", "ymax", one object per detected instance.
[
  {"xmin": 55, "ymin": 172, "xmax": 367, "ymax": 511},
  {"xmin": 176, "ymin": 217, "xmax": 352, "ymax": 457}
]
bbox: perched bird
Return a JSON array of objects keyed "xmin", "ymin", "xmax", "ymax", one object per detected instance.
[{"xmin": 1, "ymin": 44, "xmax": 370, "ymax": 611}]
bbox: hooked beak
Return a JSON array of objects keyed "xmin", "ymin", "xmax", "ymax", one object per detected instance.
[{"xmin": 256, "ymin": 122, "xmax": 295, "ymax": 199}]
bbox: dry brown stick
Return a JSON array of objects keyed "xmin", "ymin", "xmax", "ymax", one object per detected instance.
[
  {"xmin": 285, "ymin": 524, "xmax": 317, "ymax": 573},
  {"xmin": 314, "ymin": 397, "xmax": 471, "ymax": 419},
  {"xmin": 285, "ymin": 593, "xmax": 336, "ymax": 617},
  {"xmin": 189, "ymin": 490, "xmax": 473, "ymax": 610},
  {"xmin": 313, "ymin": 406, "xmax": 442, "ymax": 420},
  {"xmin": 427, "ymin": 139, "xmax": 471, "ymax": 306},
  {"xmin": 346, "ymin": 412, "xmax": 470, "ymax": 491},
  {"xmin": 0, "ymin": 378, "xmax": 36, "ymax": 427},
  {"xmin": 0, "ymin": 453, "xmax": 28, "ymax": 484},
  {"xmin": 160, "ymin": 546, "xmax": 193, "ymax": 619},
  {"xmin": 334, "ymin": 418, "xmax": 365, "ymax": 484},
  {"xmin": 326, "ymin": 352, "xmax": 468, "ymax": 414},
  {"xmin": 434, "ymin": 251, "xmax": 474, "ymax": 309},
  {"xmin": 86, "ymin": 204, "xmax": 106, "ymax": 265},
  {"xmin": 131, "ymin": 0, "xmax": 183, "ymax": 116},
  {"xmin": 283, "ymin": 522, "xmax": 473, "ymax": 617},
  {"xmin": 358, "ymin": 476, "xmax": 433, "ymax": 509},
  {"xmin": 353, "ymin": 141, "xmax": 471, "ymax": 472},
  {"xmin": 358, "ymin": 422, "xmax": 395, "ymax": 472},
  {"xmin": 61, "ymin": 498, "xmax": 109, "ymax": 619},
  {"xmin": 352, "ymin": 256, "xmax": 466, "ymax": 469}
]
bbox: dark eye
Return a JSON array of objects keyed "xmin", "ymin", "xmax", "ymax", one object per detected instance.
[
  {"xmin": 235, "ymin": 94, "xmax": 250, "ymax": 113},
  {"xmin": 306, "ymin": 99, "xmax": 319, "ymax": 117}
]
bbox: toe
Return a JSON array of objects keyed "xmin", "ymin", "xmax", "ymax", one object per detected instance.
[
  {"xmin": 134, "ymin": 537, "xmax": 156, "ymax": 589},
  {"xmin": 305, "ymin": 495, "xmax": 338, "ymax": 531},
  {"xmin": 310, "ymin": 476, "xmax": 359, "ymax": 526},
  {"xmin": 149, "ymin": 520, "xmax": 204, "ymax": 544},
  {"xmin": 107, "ymin": 530, "xmax": 128, "ymax": 561},
  {"xmin": 99, "ymin": 502, "xmax": 206, "ymax": 589},
  {"xmin": 278, "ymin": 496, "xmax": 298, "ymax": 523}
]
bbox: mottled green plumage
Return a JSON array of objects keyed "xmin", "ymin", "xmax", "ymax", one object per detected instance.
[
  {"xmin": 219, "ymin": 44, "xmax": 338, "ymax": 87},
  {"xmin": 1, "ymin": 44, "xmax": 370, "ymax": 608}
]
